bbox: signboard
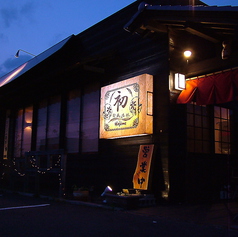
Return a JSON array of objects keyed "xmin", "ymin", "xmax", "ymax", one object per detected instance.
[
  {"xmin": 100, "ymin": 74, "xmax": 153, "ymax": 139},
  {"xmin": 133, "ymin": 144, "xmax": 154, "ymax": 190}
]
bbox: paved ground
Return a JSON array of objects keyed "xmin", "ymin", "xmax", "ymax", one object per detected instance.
[
  {"xmin": 71, "ymin": 196, "xmax": 238, "ymax": 233},
  {"xmin": 1, "ymin": 191, "xmax": 238, "ymax": 236},
  {"xmin": 129, "ymin": 201, "xmax": 238, "ymax": 231}
]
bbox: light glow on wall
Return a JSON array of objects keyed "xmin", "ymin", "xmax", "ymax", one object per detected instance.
[{"xmin": 100, "ymin": 74, "xmax": 153, "ymax": 139}]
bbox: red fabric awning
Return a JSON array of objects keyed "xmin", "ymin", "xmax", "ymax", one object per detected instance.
[{"xmin": 177, "ymin": 69, "xmax": 238, "ymax": 105}]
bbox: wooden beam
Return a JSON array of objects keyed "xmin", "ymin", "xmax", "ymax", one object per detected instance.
[
  {"xmin": 185, "ymin": 54, "xmax": 238, "ymax": 77},
  {"xmin": 184, "ymin": 21, "xmax": 220, "ymax": 43}
]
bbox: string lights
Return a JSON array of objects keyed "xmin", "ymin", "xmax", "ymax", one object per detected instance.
[
  {"xmin": 12, "ymin": 158, "xmax": 26, "ymax": 177},
  {"xmin": 1, "ymin": 151, "xmax": 65, "ymax": 198},
  {"xmin": 3, "ymin": 153, "xmax": 64, "ymax": 187},
  {"xmin": 0, "ymin": 162, "xmax": 11, "ymax": 180},
  {"xmin": 27, "ymin": 154, "xmax": 61, "ymax": 174}
]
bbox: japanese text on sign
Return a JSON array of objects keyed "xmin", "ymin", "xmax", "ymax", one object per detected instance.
[
  {"xmin": 133, "ymin": 144, "xmax": 154, "ymax": 190},
  {"xmin": 103, "ymin": 83, "xmax": 141, "ymax": 131}
]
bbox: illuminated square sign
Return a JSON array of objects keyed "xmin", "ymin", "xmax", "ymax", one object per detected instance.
[{"xmin": 100, "ymin": 74, "xmax": 153, "ymax": 139}]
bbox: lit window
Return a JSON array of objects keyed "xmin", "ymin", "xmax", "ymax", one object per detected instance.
[
  {"xmin": 81, "ymin": 83, "xmax": 99, "ymax": 152},
  {"xmin": 3, "ymin": 110, "xmax": 10, "ymax": 159},
  {"xmin": 14, "ymin": 106, "xmax": 33, "ymax": 157},
  {"xmin": 187, "ymin": 103, "xmax": 210, "ymax": 153},
  {"xmin": 214, "ymin": 106, "xmax": 230, "ymax": 154},
  {"xmin": 187, "ymin": 103, "xmax": 231, "ymax": 154},
  {"xmin": 36, "ymin": 95, "xmax": 61, "ymax": 151},
  {"xmin": 66, "ymin": 89, "xmax": 81, "ymax": 153}
]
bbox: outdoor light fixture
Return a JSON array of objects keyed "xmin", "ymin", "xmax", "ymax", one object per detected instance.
[
  {"xmin": 24, "ymin": 122, "xmax": 32, "ymax": 129},
  {"xmin": 221, "ymin": 40, "xmax": 231, "ymax": 60},
  {"xmin": 184, "ymin": 50, "xmax": 192, "ymax": 58},
  {"xmin": 101, "ymin": 186, "xmax": 112, "ymax": 196},
  {"xmin": 174, "ymin": 73, "xmax": 186, "ymax": 90},
  {"xmin": 15, "ymin": 49, "xmax": 36, "ymax": 58}
]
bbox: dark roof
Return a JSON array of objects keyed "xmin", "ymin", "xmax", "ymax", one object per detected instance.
[
  {"xmin": 0, "ymin": 1, "xmax": 207, "ymax": 89},
  {"xmin": 141, "ymin": 5, "xmax": 238, "ymax": 11},
  {"xmin": 0, "ymin": 35, "xmax": 74, "ymax": 88},
  {"xmin": 136, "ymin": 0, "xmax": 206, "ymax": 6},
  {"xmin": 1, "ymin": 0, "xmax": 237, "ymax": 93},
  {"xmin": 124, "ymin": 3, "xmax": 238, "ymax": 43}
]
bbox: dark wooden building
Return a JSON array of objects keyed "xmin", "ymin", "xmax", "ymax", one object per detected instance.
[{"xmin": 0, "ymin": 0, "xmax": 238, "ymax": 202}]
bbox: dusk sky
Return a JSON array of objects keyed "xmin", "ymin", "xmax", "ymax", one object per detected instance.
[{"xmin": 0, "ymin": 0, "xmax": 237, "ymax": 77}]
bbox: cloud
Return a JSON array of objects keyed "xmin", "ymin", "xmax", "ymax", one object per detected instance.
[
  {"xmin": 20, "ymin": 1, "xmax": 36, "ymax": 15},
  {"xmin": 49, "ymin": 33, "xmax": 68, "ymax": 47},
  {"xmin": 0, "ymin": 1, "xmax": 37, "ymax": 28},
  {"xmin": 0, "ymin": 55, "xmax": 31, "ymax": 77},
  {"xmin": 0, "ymin": 66, "xmax": 6, "ymax": 78},
  {"xmin": 0, "ymin": 33, "xmax": 7, "ymax": 43},
  {"xmin": 4, "ymin": 55, "xmax": 31, "ymax": 69},
  {"xmin": 0, "ymin": 7, "xmax": 18, "ymax": 28}
]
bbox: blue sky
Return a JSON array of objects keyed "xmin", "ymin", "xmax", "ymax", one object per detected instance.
[{"xmin": 0, "ymin": 0, "xmax": 237, "ymax": 77}]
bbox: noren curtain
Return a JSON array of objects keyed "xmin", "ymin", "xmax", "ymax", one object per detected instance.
[{"xmin": 177, "ymin": 69, "xmax": 238, "ymax": 105}]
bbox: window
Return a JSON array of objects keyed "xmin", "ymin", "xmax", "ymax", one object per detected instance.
[
  {"xmin": 14, "ymin": 106, "xmax": 33, "ymax": 157},
  {"xmin": 187, "ymin": 103, "xmax": 231, "ymax": 154},
  {"xmin": 3, "ymin": 110, "xmax": 10, "ymax": 159},
  {"xmin": 81, "ymin": 83, "xmax": 99, "ymax": 153},
  {"xmin": 214, "ymin": 106, "xmax": 230, "ymax": 154},
  {"xmin": 47, "ymin": 95, "xmax": 61, "ymax": 150},
  {"xmin": 36, "ymin": 99, "xmax": 47, "ymax": 151},
  {"xmin": 187, "ymin": 103, "xmax": 210, "ymax": 153},
  {"xmin": 36, "ymin": 95, "xmax": 61, "ymax": 150},
  {"xmin": 66, "ymin": 89, "xmax": 81, "ymax": 153}
]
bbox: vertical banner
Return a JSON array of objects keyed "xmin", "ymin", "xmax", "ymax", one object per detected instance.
[{"xmin": 133, "ymin": 144, "xmax": 154, "ymax": 190}]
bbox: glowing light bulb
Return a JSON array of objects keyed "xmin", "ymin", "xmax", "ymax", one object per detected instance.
[{"xmin": 184, "ymin": 50, "xmax": 192, "ymax": 58}]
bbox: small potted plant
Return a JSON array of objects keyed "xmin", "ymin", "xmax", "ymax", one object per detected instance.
[{"xmin": 72, "ymin": 185, "xmax": 89, "ymax": 200}]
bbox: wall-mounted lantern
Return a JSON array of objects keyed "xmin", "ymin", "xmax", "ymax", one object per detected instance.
[
  {"xmin": 174, "ymin": 73, "xmax": 186, "ymax": 90},
  {"xmin": 221, "ymin": 40, "xmax": 231, "ymax": 60}
]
